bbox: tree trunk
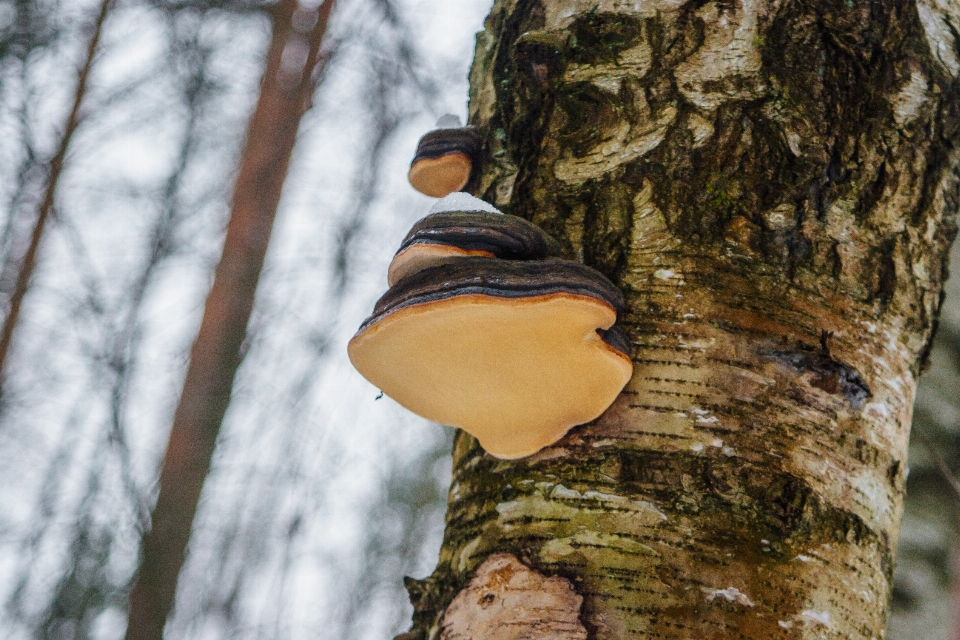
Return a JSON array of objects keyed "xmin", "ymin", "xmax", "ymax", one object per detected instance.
[
  {"xmin": 952, "ymin": 541, "xmax": 960, "ymax": 640},
  {"xmin": 402, "ymin": 1, "xmax": 960, "ymax": 639},
  {"xmin": 124, "ymin": 1, "xmax": 334, "ymax": 637},
  {"xmin": 0, "ymin": 0, "xmax": 113, "ymax": 390}
]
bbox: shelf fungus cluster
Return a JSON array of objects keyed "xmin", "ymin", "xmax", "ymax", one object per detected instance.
[{"xmin": 349, "ymin": 190, "xmax": 633, "ymax": 459}]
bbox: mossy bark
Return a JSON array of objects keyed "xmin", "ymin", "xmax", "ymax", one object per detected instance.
[{"xmin": 401, "ymin": 1, "xmax": 960, "ymax": 638}]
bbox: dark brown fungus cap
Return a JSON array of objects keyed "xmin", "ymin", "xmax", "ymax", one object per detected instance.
[
  {"xmin": 407, "ymin": 127, "xmax": 483, "ymax": 198},
  {"xmin": 348, "ymin": 258, "xmax": 633, "ymax": 459},
  {"xmin": 387, "ymin": 210, "xmax": 563, "ymax": 286}
]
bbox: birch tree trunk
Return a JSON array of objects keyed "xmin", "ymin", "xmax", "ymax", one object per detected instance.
[{"xmin": 401, "ymin": 1, "xmax": 960, "ymax": 638}]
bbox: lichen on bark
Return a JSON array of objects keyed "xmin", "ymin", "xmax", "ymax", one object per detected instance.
[{"xmin": 400, "ymin": 1, "xmax": 960, "ymax": 638}]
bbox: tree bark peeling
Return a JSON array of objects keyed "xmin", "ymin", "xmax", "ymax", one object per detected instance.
[
  {"xmin": 439, "ymin": 553, "xmax": 588, "ymax": 640},
  {"xmin": 403, "ymin": 0, "xmax": 960, "ymax": 638}
]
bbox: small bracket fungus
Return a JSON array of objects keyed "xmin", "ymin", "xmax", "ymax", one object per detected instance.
[
  {"xmin": 387, "ymin": 193, "xmax": 563, "ymax": 286},
  {"xmin": 408, "ymin": 123, "xmax": 483, "ymax": 198},
  {"xmin": 348, "ymin": 258, "xmax": 633, "ymax": 459}
]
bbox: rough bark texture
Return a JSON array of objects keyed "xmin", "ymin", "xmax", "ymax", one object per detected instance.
[
  {"xmin": 124, "ymin": 1, "xmax": 334, "ymax": 637},
  {"xmin": 402, "ymin": 1, "xmax": 960, "ymax": 639}
]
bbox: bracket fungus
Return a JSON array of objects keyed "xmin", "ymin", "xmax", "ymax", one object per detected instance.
[
  {"xmin": 407, "ymin": 119, "xmax": 483, "ymax": 198},
  {"xmin": 387, "ymin": 193, "xmax": 563, "ymax": 286},
  {"xmin": 348, "ymin": 258, "xmax": 633, "ymax": 459}
]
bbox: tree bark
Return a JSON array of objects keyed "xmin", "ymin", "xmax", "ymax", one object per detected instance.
[
  {"xmin": 402, "ymin": 1, "xmax": 960, "ymax": 639},
  {"xmin": 124, "ymin": 1, "xmax": 334, "ymax": 637}
]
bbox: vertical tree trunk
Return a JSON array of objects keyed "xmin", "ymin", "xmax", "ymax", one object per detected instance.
[
  {"xmin": 402, "ymin": 1, "xmax": 960, "ymax": 639},
  {"xmin": 124, "ymin": 1, "xmax": 334, "ymax": 637},
  {"xmin": 0, "ymin": 0, "xmax": 113, "ymax": 389},
  {"xmin": 952, "ymin": 542, "xmax": 960, "ymax": 640}
]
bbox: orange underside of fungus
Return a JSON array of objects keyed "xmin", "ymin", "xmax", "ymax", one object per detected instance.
[
  {"xmin": 407, "ymin": 154, "xmax": 472, "ymax": 198},
  {"xmin": 348, "ymin": 292, "xmax": 633, "ymax": 459},
  {"xmin": 387, "ymin": 244, "xmax": 495, "ymax": 286}
]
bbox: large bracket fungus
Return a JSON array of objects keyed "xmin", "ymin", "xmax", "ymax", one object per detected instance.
[
  {"xmin": 387, "ymin": 193, "xmax": 563, "ymax": 286},
  {"xmin": 407, "ymin": 120, "xmax": 483, "ymax": 198},
  {"xmin": 349, "ymin": 258, "xmax": 632, "ymax": 459}
]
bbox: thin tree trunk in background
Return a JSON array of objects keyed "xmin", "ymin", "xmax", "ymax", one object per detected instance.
[
  {"xmin": 124, "ymin": 1, "xmax": 334, "ymax": 637},
  {"xmin": 953, "ymin": 544, "xmax": 960, "ymax": 640},
  {"xmin": 0, "ymin": 0, "xmax": 112, "ymax": 391},
  {"xmin": 400, "ymin": 1, "xmax": 960, "ymax": 639}
]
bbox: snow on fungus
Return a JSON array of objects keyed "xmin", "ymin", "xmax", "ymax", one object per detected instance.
[
  {"xmin": 348, "ymin": 258, "xmax": 633, "ymax": 459},
  {"xmin": 435, "ymin": 113, "xmax": 463, "ymax": 129},
  {"xmin": 429, "ymin": 192, "xmax": 502, "ymax": 215},
  {"xmin": 408, "ymin": 127, "xmax": 483, "ymax": 198}
]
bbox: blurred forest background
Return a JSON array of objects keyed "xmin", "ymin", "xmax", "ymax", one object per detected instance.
[{"xmin": 0, "ymin": 0, "xmax": 955, "ymax": 638}]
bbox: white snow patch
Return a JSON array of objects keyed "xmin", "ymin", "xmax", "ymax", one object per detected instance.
[
  {"xmin": 778, "ymin": 620, "xmax": 794, "ymax": 629},
  {"xmin": 429, "ymin": 192, "xmax": 501, "ymax": 215},
  {"xmin": 795, "ymin": 554, "xmax": 812, "ymax": 562},
  {"xmin": 703, "ymin": 586, "xmax": 755, "ymax": 607},
  {"xmin": 435, "ymin": 113, "xmax": 463, "ymax": 128},
  {"xmin": 691, "ymin": 442, "xmax": 704, "ymax": 452}
]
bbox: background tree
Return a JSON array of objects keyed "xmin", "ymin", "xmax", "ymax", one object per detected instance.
[
  {"xmin": 399, "ymin": 1, "xmax": 960, "ymax": 639},
  {"xmin": 0, "ymin": 0, "xmax": 113, "ymax": 385},
  {"xmin": 125, "ymin": 0, "xmax": 337, "ymax": 636},
  {"xmin": 0, "ymin": 0, "xmax": 472, "ymax": 637}
]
